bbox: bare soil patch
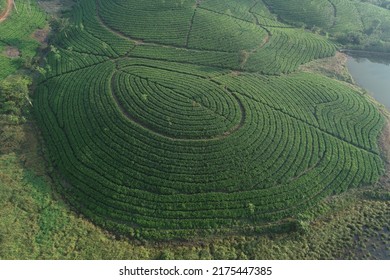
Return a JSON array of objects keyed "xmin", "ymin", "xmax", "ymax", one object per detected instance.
[
  {"xmin": 300, "ymin": 52, "xmax": 353, "ymax": 83},
  {"xmin": 0, "ymin": 0, "xmax": 13, "ymax": 23},
  {"xmin": 3, "ymin": 46, "xmax": 20, "ymax": 58},
  {"xmin": 32, "ymin": 28, "xmax": 50, "ymax": 47},
  {"xmin": 38, "ymin": 0, "xmax": 74, "ymax": 15}
]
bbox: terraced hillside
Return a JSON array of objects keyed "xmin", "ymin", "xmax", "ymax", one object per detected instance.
[
  {"xmin": 35, "ymin": 0, "xmax": 385, "ymax": 239},
  {"xmin": 265, "ymin": 0, "xmax": 390, "ymax": 50}
]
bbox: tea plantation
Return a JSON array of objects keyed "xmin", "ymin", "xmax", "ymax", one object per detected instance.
[{"xmin": 34, "ymin": 0, "xmax": 386, "ymax": 239}]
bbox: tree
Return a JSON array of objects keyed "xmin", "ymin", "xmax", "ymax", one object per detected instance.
[
  {"xmin": 335, "ymin": 31, "xmax": 364, "ymax": 45},
  {"xmin": 0, "ymin": 75, "xmax": 32, "ymax": 120},
  {"xmin": 247, "ymin": 203, "xmax": 255, "ymax": 215}
]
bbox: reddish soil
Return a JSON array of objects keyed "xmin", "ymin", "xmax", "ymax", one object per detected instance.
[{"xmin": 0, "ymin": 0, "xmax": 13, "ymax": 23}]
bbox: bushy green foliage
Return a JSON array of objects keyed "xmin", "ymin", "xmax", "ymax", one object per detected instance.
[
  {"xmin": 263, "ymin": 0, "xmax": 335, "ymax": 29},
  {"xmin": 1, "ymin": 153, "xmax": 388, "ymax": 259},
  {"xmin": 0, "ymin": 75, "xmax": 31, "ymax": 118},
  {"xmin": 0, "ymin": 0, "xmax": 6, "ymax": 12},
  {"xmin": 33, "ymin": 0, "xmax": 385, "ymax": 239},
  {"xmin": 263, "ymin": 0, "xmax": 390, "ymax": 51},
  {"xmin": 0, "ymin": 0, "xmax": 46, "ymax": 79},
  {"xmin": 0, "ymin": 75, "xmax": 32, "ymax": 153}
]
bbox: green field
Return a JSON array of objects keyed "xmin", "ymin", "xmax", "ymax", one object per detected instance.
[
  {"xmin": 0, "ymin": 0, "xmax": 6, "ymax": 13},
  {"xmin": 1, "ymin": 150, "xmax": 389, "ymax": 259},
  {"xmin": 0, "ymin": 0, "xmax": 46, "ymax": 79},
  {"xmin": 264, "ymin": 0, "xmax": 390, "ymax": 51},
  {"xmin": 32, "ymin": 0, "xmax": 386, "ymax": 240}
]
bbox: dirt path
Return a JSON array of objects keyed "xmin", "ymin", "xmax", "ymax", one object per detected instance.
[{"xmin": 0, "ymin": 0, "xmax": 13, "ymax": 23}]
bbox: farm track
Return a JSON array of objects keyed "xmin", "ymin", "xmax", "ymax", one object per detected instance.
[
  {"xmin": 0, "ymin": 0, "xmax": 13, "ymax": 23},
  {"xmin": 237, "ymin": 0, "xmax": 272, "ymax": 68}
]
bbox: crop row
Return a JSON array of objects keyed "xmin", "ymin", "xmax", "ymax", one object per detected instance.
[
  {"xmin": 35, "ymin": 60, "xmax": 384, "ymax": 235},
  {"xmin": 243, "ymin": 28, "xmax": 336, "ymax": 73},
  {"xmin": 200, "ymin": 0, "xmax": 256, "ymax": 22},
  {"xmin": 97, "ymin": 0, "xmax": 193, "ymax": 46},
  {"xmin": 45, "ymin": 49, "xmax": 108, "ymax": 78},
  {"xmin": 216, "ymin": 71, "xmax": 383, "ymax": 152},
  {"xmin": 112, "ymin": 69, "xmax": 242, "ymax": 139},
  {"xmin": 188, "ymin": 8, "xmax": 267, "ymax": 52},
  {"xmin": 329, "ymin": 0, "xmax": 363, "ymax": 33},
  {"xmin": 129, "ymin": 44, "xmax": 241, "ymax": 70},
  {"xmin": 263, "ymin": 0, "xmax": 335, "ymax": 29},
  {"xmin": 34, "ymin": 0, "xmax": 386, "ymax": 238}
]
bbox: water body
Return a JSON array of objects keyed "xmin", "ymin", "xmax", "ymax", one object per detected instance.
[{"xmin": 346, "ymin": 52, "xmax": 390, "ymax": 110}]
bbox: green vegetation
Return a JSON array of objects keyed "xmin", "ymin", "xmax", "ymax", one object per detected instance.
[
  {"xmin": 32, "ymin": 0, "xmax": 385, "ymax": 240},
  {"xmin": 0, "ymin": 0, "xmax": 389, "ymax": 258},
  {"xmin": 263, "ymin": 0, "xmax": 390, "ymax": 52},
  {"xmin": 263, "ymin": 0, "xmax": 336, "ymax": 29},
  {"xmin": 0, "ymin": 75, "xmax": 31, "ymax": 120},
  {"xmin": 0, "ymin": 149, "xmax": 388, "ymax": 259},
  {"xmin": 0, "ymin": 0, "xmax": 46, "ymax": 79},
  {"xmin": 0, "ymin": 75, "xmax": 32, "ymax": 154},
  {"xmin": 0, "ymin": 0, "xmax": 6, "ymax": 13}
]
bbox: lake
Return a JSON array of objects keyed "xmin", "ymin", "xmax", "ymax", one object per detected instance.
[{"xmin": 346, "ymin": 52, "xmax": 390, "ymax": 110}]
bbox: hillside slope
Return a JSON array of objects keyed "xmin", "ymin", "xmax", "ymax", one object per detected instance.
[{"xmin": 32, "ymin": 0, "xmax": 387, "ymax": 240}]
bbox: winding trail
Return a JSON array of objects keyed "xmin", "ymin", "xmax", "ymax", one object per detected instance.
[{"xmin": 0, "ymin": 0, "xmax": 13, "ymax": 23}]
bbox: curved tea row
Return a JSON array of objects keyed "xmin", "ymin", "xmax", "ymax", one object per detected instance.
[{"xmin": 35, "ymin": 0, "xmax": 385, "ymax": 239}]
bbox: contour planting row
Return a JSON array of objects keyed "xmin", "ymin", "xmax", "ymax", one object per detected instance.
[
  {"xmin": 42, "ymin": 62, "xmax": 316, "ymax": 192},
  {"xmin": 57, "ymin": 0, "xmax": 339, "ymax": 75},
  {"xmin": 188, "ymin": 8, "xmax": 268, "ymax": 52},
  {"xmin": 263, "ymin": 0, "xmax": 335, "ymax": 29},
  {"xmin": 97, "ymin": 0, "xmax": 194, "ymax": 46},
  {"xmin": 55, "ymin": 25, "xmax": 119, "ymax": 58},
  {"xmin": 112, "ymin": 68, "xmax": 243, "ymax": 139},
  {"xmin": 243, "ymin": 28, "xmax": 336, "ymax": 73},
  {"xmin": 79, "ymin": 0, "xmax": 135, "ymax": 56},
  {"xmin": 216, "ymin": 72, "xmax": 384, "ymax": 152},
  {"xmin": 35, "ymin": 58, "xmax": 384, "ymax": 235},
  {"xmin": 33, "ymin": 0, "xmax": 387, "ymax": 238},
  {"xmin": 329, "ymin": 0, "xmax": 364, "ymax": 33},
  {"xmin": 128, "ymin": 44, "xmax": 241, "ymax": 71},
  {"xmin": 55, "ymin": 0, "xmax": 134, "ymax": 57},
  {"xmin": 254, "ymin": 16, "xmax": 292, "ymax": 28},
  {"xmin": 200, "ymin": 0, "xmax": 257, "ymax": 22},
  {"xmin": 44, "ymin": 49, "xmax": 109, "ymax": 78},
  {"xmin": 127, "ymin": 27, "xmax": 336, "ymax": 75}
]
